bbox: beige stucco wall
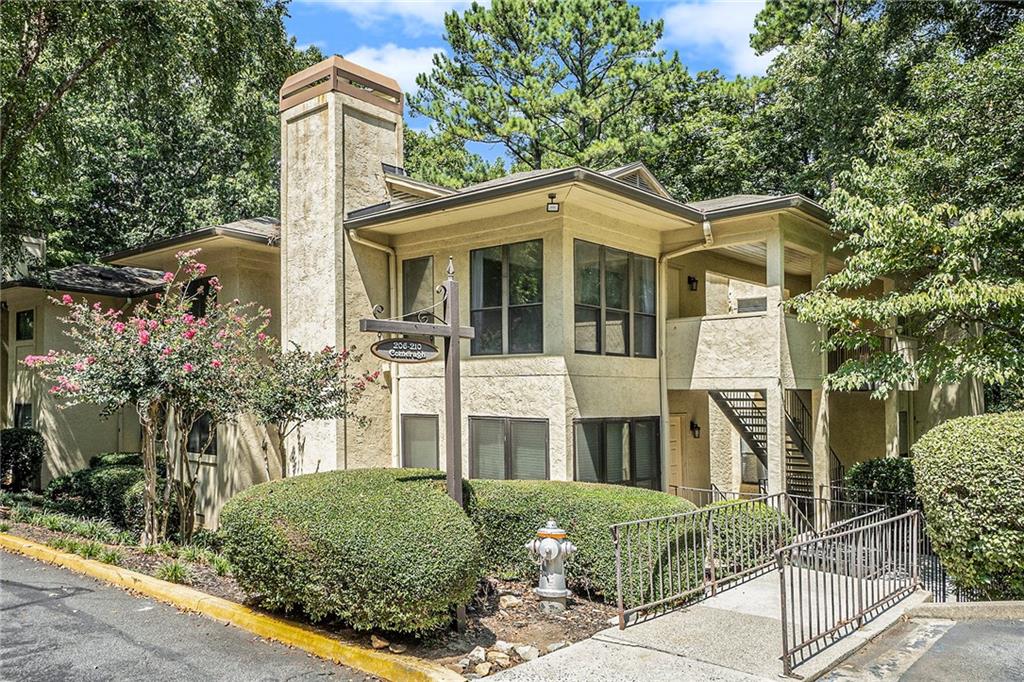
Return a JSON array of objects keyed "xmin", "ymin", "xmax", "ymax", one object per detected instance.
[
  {"xmin": 829, "ymin": 392, "xmax": 886, "ymax": 465},
  {"xmin": 2, "ymin": 288, "xmax": 141, "ymax": 487}
]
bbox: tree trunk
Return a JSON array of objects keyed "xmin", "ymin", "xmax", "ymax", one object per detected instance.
[{"xmin": 139, "ymin": 400, "xmax": 161, "ymax": 546}]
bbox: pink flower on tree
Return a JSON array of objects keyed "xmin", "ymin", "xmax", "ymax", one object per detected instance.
[
  {"xmin": 182, "ymin": 362, "xmax": 194, "ymax": 373},
  {"xmin": 257, "ymin": 333, "xmax": 267, "ymax": 342},
  {"xmin": 192, "ymin": 263, "xmax": 207, "ymax": 275},
  {"xmin": 138, "ymin": 330, "xmax": 151, "ymax": 346},
  {"xmin": 162, "ymin": 346, "xmax": 173, "ymax": 356},
  {"xmin": 148, "ymin": 319, "xmax": 158, "ymax": 330},
  {"xmin": 211, "ymin": 359, "xmax": 222, "ymax": 368},
  {"xmin": 182, "ymin": 313, "xmax": 195, "ymax": 324},
  {"xmin": 182, "ymin": 329, "xmax": 197, "ymax": 340},
  {"xmin": 61, "ymin": 294, "xmax": 73, "ymax": 304},
  {"xmin": 162, "ymin": 272, "xmax": 175, "ymax": 283},
  {"xmin": 113, "ymin": 322, "xmax": 126, "ymax": 334}
]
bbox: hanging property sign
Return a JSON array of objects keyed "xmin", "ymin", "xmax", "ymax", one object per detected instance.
[{"xmin": 370, "ymin": 337, "xmax": 440, "ymax": 363}]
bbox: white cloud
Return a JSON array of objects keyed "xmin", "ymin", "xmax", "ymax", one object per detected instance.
[
  {"xmin": 309, "ymin": 1, "xmax": 479, "ymax": 37},
  {"xmin": 295, "ymin": 40, "xmax": 327, "ymax": 51},
  {"xmin": 661, "ymin": 0, "xmax": 776, "ymax": 76},
  {"xmin": 344, "ymin": 44, "xmax": 445, "ymax": 94}
]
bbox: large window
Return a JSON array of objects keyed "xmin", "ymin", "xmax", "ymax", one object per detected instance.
[
  {"xmin": 574, "ymin": 417, "xmax": 660, "ymax": 489},
  {"xmin": 574, "ymin": 240, "xmax": 656, "ymax": 357},
  {"xmin": 402, "ymin": 256, "xmax": 434, "ymax": 322},
  {"xmin": 401, "ymin": 414, "xmax": 439, "ymax": 468},
  {"xmin": 470, "ymin": 240, "xmax": 543, "ymax": 355},
  {"xmin": 14, "ymin": 403, "xmax": 33, "ymax": 429},
  {"xmin": 470, "ymin": 417, "xmax": 548, "ymax": 480}
]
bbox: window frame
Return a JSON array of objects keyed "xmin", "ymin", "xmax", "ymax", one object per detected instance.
[
  {"xmin": 185, "ymin": 277, "xmax": 214, "ymax": 319},
  {"xmin": 401, "ymin": 413, "xmax": 440, "ymax": 469},
  {"xmin": 187, "ymin": 412, "xmax": 218, "ymax": 457},
  {"xmin": 468, "ymin": 416, "xmax": 550, "ymax": 480},
  {"xmin": 15, "ymin": 309, "xmax": 34, "ymax": 341},
  {"xmin": 573, "ymin": 240, "xmax": 656, "ymax": 358},
  {"xmin": 573, "ymin": 416, "xmax": 661, "ymax": 490},
  {"xmin": 470, "ymin": 239, "xmax": 543, "ymax": 356}
]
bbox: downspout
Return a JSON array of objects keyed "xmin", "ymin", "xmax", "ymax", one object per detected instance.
[
  {"xmin": 657, "ymin": 217, "xmax": 714, "ymax": 494},
  {"xmin": 347, "ymin": 229, "xmax": 400, "ymax": 467}
]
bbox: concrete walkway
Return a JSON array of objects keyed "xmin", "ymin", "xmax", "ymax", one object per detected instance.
[{"xmin": 495, "ymin": 572, "xmax": 929, "ymax": 681}]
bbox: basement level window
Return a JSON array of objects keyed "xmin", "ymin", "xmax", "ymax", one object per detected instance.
[
  {"xmin": 401, "ymin": 414, "xmax": 439, "ymax": 469},
  {"xmin": 470, "ymin": 417, "xmax": 548, "ymax": 480},
  {"xmin": 574, "ymin": 417, "xmax": 660, "ymax": 490}
]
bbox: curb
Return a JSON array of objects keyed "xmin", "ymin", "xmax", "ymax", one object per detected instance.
[
  {"xmin": 908, "ymin": 600, "xmax": 1024, "ymax": 621},
  {"xmin": 0, "ymin": 533, "xmax": 462, "ymax": 682}
]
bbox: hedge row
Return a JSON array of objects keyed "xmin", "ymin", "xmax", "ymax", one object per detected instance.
[{"xmin": 913, "ymin": 411, "xmax": 1024, "ymax": 600}]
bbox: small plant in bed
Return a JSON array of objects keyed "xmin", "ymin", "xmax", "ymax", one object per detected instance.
[{"xmin": 156, "ymin": 560, "xmax": 193, "ymax": 585}]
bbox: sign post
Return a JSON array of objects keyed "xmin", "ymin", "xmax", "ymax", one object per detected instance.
[{"xmin": 359, "ymin": 257, "xmax": 474, "ymax": 507}]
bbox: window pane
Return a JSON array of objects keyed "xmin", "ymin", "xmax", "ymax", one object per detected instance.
[
  {"xmin": 511, "ymin": 420, "xmax": 547, "ymax": 480},
  {"xmin": 185, "ymin": 278, "xmax": 212, "ymax": 319},
  {"xmin": 15, "ymin": 310, "xmax": 33, "ymax": 341},
  {"xmin": 402, "ymin": 415, "xmax": 438, "ymax": 468},
  {"xmin": 605, "ymin": 248, "xmax": 629, "ymax": 310},
  {"xmin": 634, "ymin": 420, "xmax": 658, "ymax": 489},
  {"xmin": 471, "ymin": 419, "xmax": 506, "ymax": 479},
  {"xmin": 574, "ymin": 306, "xmax": 600, "ymax": 353},
  {"xmin": 188, "ymin": 413, "xmax": 216, "ymax": 455},
  {"xmin": 575, "ymin": 422, "xmax": 602, "ymax": 482},
  {"xmin": 605, "ymin": 310, "xmax": 629, "ymax": 356},
  {"xmin": 574, "ymin": 241, "xmax": 601, "ymax": 306},
  {"xmin": 402, "ymin": 257, "xmax": 434, "ymax": 319},
  {"xmin": 471, "ymin": 246, "xmax": 503, "ymax": 309},
  {"xmin": 509, "ymin": 240, "xmax": 542, "ymax": 305},
  {"xmin": 14, "ymin": 403, "xmax": 33, "ymax": 429},
  {"xmin": 633, "ymin": 255, "xmax": 656, "ymax": 314},
  {"xmin": 509, "ymin": 304, "xmax": 542, "ymax": 354},
  {"xmin": 605, "ymin": 422, "xmax": 629, "ymax": 483},
  {"xmin": 471, "ymin": 309, "xmax": 503, "ymax": 355},
  {"xmin": 634, "ymin": 314, "xmax": 656, "ymax": 358}
]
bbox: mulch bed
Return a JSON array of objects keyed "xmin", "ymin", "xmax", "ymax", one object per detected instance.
[{"xmin": 2, "ymin": 518, "xmax": 616, "ymax": 677}]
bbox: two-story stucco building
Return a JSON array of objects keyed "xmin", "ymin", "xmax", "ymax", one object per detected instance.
[{"xmin": 1, "ymin": 57, "xmax": 982, "ymax": 527}]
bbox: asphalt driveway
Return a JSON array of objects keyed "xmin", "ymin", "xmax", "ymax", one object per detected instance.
[{"xmin": 0, "ymin": 550, "xmax": 374, "ymax": 681}]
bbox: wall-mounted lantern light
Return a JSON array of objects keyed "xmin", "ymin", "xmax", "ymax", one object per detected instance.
[
  {"xmin": 689, "ymin": 420, "xmax": 701, "ymax": 439},
  {"xmin": 546, "ymin": 193, "xmax": 560, "ymax": 213},
  {"xmin": 687, "ymin": 275, "xmax": 699, "ymax": 291}
]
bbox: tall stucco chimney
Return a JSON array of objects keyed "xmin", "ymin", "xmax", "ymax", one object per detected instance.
[{"xmin": 278, "ymin": 56, "xmax": 403, "ymax": 473}]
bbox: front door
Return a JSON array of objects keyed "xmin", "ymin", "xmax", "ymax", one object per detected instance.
[{"xmin": 668, "ymin": 414, "xmax": 685, "ymax": 492}]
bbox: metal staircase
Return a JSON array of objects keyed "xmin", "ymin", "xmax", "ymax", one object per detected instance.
[{"xmin": 708, "ymin": 390, "xmax": 844, "ymax": 497}]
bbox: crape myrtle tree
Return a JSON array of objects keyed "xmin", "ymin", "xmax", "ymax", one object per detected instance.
[
  {"xmin": 26, "ymin": 248, "xmax": 381, "ymax": 543},
  {"xmin": 246, "ymin": 344, "xmax": 379, "ymax": 479}
]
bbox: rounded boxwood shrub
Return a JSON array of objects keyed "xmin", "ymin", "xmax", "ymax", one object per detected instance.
[
  {"xmin": 89, "ymin": 452, "xmax": 143, "ymax": 468},
  {"xmin": 220, "ymin": 468, "xmax": 481, "ymax": 634},
  {"xmin": 845, "ymin": 457, "xmax": 915, "ymax": 495},
  {"xmin": 464, "ymin": 479, "xmax": 695, "ymax": 599},
  {"xmin": 0, "ymin": 428, "xmax": 45, "ymax": 492},
  {"xmin": 46, "ymin": 464, "xmax": 143, "ymax": 528},
  {"xmin": 706, "ymin": 499, "xmax": 796, "ymax": 572},
  {"xmin": 912, "ymin": 411, "xmax": 1024, "ymax": 600}
]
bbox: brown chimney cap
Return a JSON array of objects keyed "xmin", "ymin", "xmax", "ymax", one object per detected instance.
[{"xmin": 280, "ymin": 55, "xmax": 403, "ymax": 112}]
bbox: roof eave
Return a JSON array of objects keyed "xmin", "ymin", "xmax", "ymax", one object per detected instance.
[
  {"xmin": 1, "ymin": 279, "xmax": 163, "ymax": 298},
  {"xmin": 345, "ymin": 167, "xmax": 703, "ymax": 229},
  {"xmin": 102, "ymin": 226, "xmax": 279, "ymax": 263},
  {"xmin": 700, "ymin": 194, "xmax": 830, "ymax": 224}
]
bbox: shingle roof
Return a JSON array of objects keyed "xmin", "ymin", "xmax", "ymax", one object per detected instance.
[
  {"xmin": 102, "ymin": 216, "xmax": 280, "ymax": 262},
  {"xmin": 686, "ymin": 194, "xmax": 776, "ymax": 211},
  {"xmin": 5, "ymin": 264, "xmax": 166, "ymax": 297}
]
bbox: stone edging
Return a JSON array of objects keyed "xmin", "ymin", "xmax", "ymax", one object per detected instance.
[
  {"xmin": 0, "ymin": 533, "xmax": 462, "ymax": 682},
  {"xmin": 907, "ymin": 600, "xmax": 1024, "ymax": 621}
]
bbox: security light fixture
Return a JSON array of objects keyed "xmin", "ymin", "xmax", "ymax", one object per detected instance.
[
  {"xmin": 687, "ymin": 275, "xmax": 699, "ymax": 291},
  {"xmin": 690, "ymin": 420, "xmax": 701, "ymax": 439},
  {"xmin": 546, "ymin": 193, "xmax": 560, "ymax": 213}
]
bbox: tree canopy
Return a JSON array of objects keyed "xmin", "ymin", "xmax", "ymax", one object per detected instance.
[{"xmin": 1, "ymin": 0, "xmax": 319, "ymax": 268}]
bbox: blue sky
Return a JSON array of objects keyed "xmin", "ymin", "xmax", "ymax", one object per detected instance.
[{"xmin": 285, "ymin": 1, "xmax": 771, "ymax": 160}]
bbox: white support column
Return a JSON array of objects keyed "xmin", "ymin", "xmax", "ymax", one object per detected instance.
[
  {"xmin": 766, "ymin": 228, "xmax": 786, "ymax": 301},
  {"xmin": 766, "ymin": 384, "xmax": 787, "ymax": 494},
  {"xmin": 884, "ymin": 390, "xmax": 900, "ymax": 458}
]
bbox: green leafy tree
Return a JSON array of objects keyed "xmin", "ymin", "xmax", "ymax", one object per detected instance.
[
  {"xmin": 787, "ymin": 26, "xmax": 1024, "ymax": 399},
  {"xmin": 410, "ymin": 0, "xmax": 678, "ymax": 171},
  {"xmin": 1, "ymin": 0, "xmax": 319, "ymax": 268},
  {"xmin": 403, "ymin": 124, "xmax": 506, "ymax": 189}
]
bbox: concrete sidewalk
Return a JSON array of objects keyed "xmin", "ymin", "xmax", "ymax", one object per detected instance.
[{"xmin": 495, "ymin": 573, "xmax": 929, "ymax": 681}]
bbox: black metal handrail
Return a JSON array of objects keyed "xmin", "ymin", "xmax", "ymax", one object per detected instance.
[{"xmin": 785, "ymin": 390, "xmax": 845, "ymax": 486}]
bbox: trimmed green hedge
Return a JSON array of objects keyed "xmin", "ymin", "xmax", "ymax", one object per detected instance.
[
  {"xmin": 89, "ymin": 452, "xmax": 143, "ymax": 468},
  {"xmin": 845, "ymin": 457, "xmax": 915, "ymax": 495},
  {"xmin": 1, "ymin": 428, "xmax": 45, "ymax": 492},
  {"xmin": 220, "ymin": 469, "xmax": 481, "ymax": 634},
  {"xmin": 706, "ymin": 499, "xmax": 796, "ymax": 572},
  {"xmin": 913, "ymin": 412, "xmax": 1024, "ymax": 600},
  {"xmin": 464, "ymin": 479, "xmax": 696, "ymax": 599}
]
